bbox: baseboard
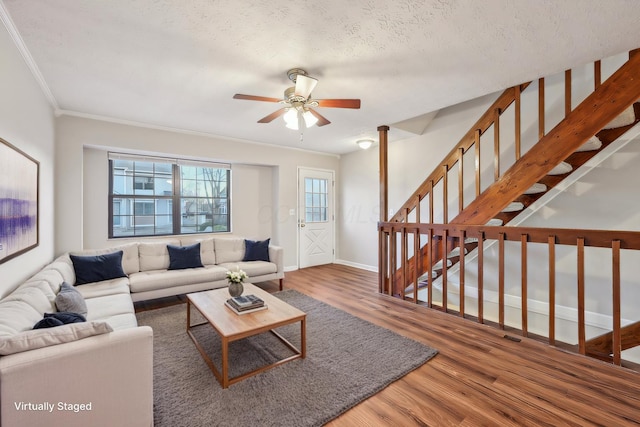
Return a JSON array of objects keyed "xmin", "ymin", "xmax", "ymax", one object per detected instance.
[
  {"xmin": 429, "ymin": 279, "xmax": 631, "ymax": 331},
  {"xmin": 284, "ymin": 265, "xmax": 298, "ymax": 272},
  {"xmin": 334, "ymin": 259, "xmax": 378, "ymax": 272}
]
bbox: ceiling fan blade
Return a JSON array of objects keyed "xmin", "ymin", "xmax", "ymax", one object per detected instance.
[
  {"xmin": 257, "ymin": 108, "xmax": 286, "ymax": 123},
  {"xmin": 233, "ymin": 94, "xmax": 281, "ymax": 103},
  {"xmin": 308, "ymin": 108, "xmax": 331, "ymax": 127},
  {"xmin": 316, "ymin": 99, "xmax": 361, "ymax": 109},
  {"xmin": 295, "ymin": 74, "xmax": 318, "ymax": 99}
]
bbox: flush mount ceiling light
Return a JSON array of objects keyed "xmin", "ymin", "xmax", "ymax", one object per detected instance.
[{"xmin": 357, "ymin": 139, "xmax": 374, "ymax": 150}]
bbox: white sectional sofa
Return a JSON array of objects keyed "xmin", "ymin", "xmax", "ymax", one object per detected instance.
[{"xmin": 0, "ymin": 236, "xmax": 284, "ymax": 427}]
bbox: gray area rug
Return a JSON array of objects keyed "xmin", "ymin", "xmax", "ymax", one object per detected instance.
[{"xmin": 136, "ymin": 289, "xmax": 438, "ymax": 427}]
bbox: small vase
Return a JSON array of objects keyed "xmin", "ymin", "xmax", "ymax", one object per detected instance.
[{"xmin": 228, "ymin": 281, "xmax": 244, "ymax": 297}]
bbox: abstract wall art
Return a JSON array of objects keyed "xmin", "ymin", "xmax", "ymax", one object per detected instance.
[{"xmin": 0, "ymin": 138, "xmax": 39, "ymax": 264}]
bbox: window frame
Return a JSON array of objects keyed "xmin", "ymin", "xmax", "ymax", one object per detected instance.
[{"xmin": 108, "ymin": 154, "xmax": 231, "ymax": 238}]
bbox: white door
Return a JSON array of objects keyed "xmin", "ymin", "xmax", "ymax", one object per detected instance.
[{"xmin": 298, "ymin": 168, "xmax": 334, "ymax": 268}]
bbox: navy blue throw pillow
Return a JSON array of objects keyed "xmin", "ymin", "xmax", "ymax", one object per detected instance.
[
  {"xmin": 33, "ymin": 312, "xmax": 86, "ymax": 330},
  {"xmin": 45, "ymin": 312, "xmax": 86, "ymax": 324},
  {"xmin": 33, "ymin": 317, "xmax": 64, "ymax": 329},
  {"xmin": 243, "ymin": 238, "xmax": 270, "ymax": 262},
  {"xmin": 167, "ymin": 243, "xmax": 203, "ymax": 270},
  {"xmin": 70, "ymin": 251, "xmax": 126, "ymax": 285}
]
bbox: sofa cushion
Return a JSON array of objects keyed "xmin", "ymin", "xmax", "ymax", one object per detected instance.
[
  {"xmin": 218, "ymin": 261, "xmax": 278, "ymax": 277},
  {"xmin": 3, "ymin": 281, "xmax": 56, "ymax": 314},
  {"xmin": 74, "ymin": 277, "xmax": 130, "ymax": 300},
  {"xmin": 23, "ymin": 268, "xmax": 66, "ymax": 294},
  {"xmin": 138, "ymin": 239, "xmax": 180, "ymax": 271},
  {"xmin": 101, "ymin": 312, "xmax": 139, "ymax": 330},
  {"xmin": 180, "ymin": 237, "xmax": 215, "ymax": 265},
  {"xmin": 0, "ymin": 321, "xmax": 113, "ymax": 355},
  {"xmin": 70, "ymin": 250, "xmax": 127, "ymax": 285},
  {"xmin": 128, "ymin": 265, "xmax": 227, "ymax": 293},
  {"xmin": 70, "ymin": 243, "xmax": 140, "ymax": 275},
  {"xmin": 167, "ymin": 243, "xmax": 204, "ymax": 270},
  {"xmin": 84, "ymin": 293, "xmax": 135, "ymax": 324},
  {"xmin": 0, "ymin": 299, "xmax": 48, "ymax": 338},
  {"xmin": 214, "ymin": 238, "xmax": 245, "ymax": 263},
  {"xmin": 55, "ymin": 282, "xmax": 88, "ymax": 317},
  {"xmin": 47, "ymin": 257, "xmax": 77, "ymax": 284},
  {"xmin": 243, "ymin": 238, "xmax": 270, "ymax": 262}
]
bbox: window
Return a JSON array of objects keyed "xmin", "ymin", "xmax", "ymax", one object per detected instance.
[
  {"xmin": 109, "ymin": 153, "xmax": 231, "ymax": 238},
  {"xmin": 304, "ymin": 177, "xmax": 328, "ymax": 222}
]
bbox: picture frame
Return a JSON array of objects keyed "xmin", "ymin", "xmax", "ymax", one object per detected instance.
[{"xmin": 0, "ymin": 137, "xmax": 39, "ymax": 264}]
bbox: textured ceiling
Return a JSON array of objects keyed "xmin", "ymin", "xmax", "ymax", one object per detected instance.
[{"xmin": 3, "ymin": 0, "xmax": 640, "ymax": 154}]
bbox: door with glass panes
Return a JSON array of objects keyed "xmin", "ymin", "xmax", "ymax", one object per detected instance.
[{"xmin": 298, "ymin": 168, "xmax": 334, "ymax": 268}]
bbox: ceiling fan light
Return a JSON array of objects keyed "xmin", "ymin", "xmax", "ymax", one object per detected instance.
[
  {"xmin": 294, "ymin": 74, "xmax": 318, "ymax": 99},
  {"xmin": 303, "ymin": 110, "xmax": 318, "ymax": 128},
  {"xmin": 357, "ymin": 139, "xmax": 373, "ymax": 150},
  {"xmin": 283, "ymin": 108, "xmax": 299, "ymax": 128}
]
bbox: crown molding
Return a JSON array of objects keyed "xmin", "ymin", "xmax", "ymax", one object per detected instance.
[
  {"xmin": 0, "ymin": 1, "xmax": 59, "ymax": 110},
  {"xmin": 57, "ymin": 109, "xmax": 341, "ymax": 159}
]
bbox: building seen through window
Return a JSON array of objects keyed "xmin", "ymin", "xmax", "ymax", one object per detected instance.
[{"xmin": 109, "ymin": 154, "xmax": 230, "ymax": 237}]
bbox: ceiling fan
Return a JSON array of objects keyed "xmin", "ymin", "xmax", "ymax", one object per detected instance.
[{"xmin": 233, "ymin": 68, "xmax": 361, "ymax": 130}]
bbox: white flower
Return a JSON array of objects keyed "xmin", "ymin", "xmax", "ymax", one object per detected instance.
[{"xmin": 226, "ymin": 268, "xmax": 248, "ymax": 283}]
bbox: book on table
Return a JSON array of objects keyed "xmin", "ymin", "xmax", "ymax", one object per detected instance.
[
  {"xmin": 225, "ymin": 300, "xmax": 268, "ymax": 315},
  {"xmin": 228, "ymin": 294, "xmax": 264, "ymax": 309},
  {"xmin": 226, "ymin": 294, "xmax": 266, "ymax": 313}
]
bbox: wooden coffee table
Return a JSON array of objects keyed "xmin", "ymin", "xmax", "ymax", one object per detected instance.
[{"xmin": 186, "ymin": 283, "xmax": 306, "ymax": 388}]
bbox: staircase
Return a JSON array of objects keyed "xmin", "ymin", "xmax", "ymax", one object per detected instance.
[
  {"xmin": 378, "ymin": 49, "xmax": 640, "ymax": 365},
  {"xmin": 384, "ymin": 50, "xmax": 640, "ymax": 294},
  {"xmin": 409, "ymin": 102, "xmax": 640, "ymax": 290}
]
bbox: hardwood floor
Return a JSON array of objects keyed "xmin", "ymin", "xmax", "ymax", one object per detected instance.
[{"xmin": 136, "ymin": 264, "xmax": 640, "ymax": 426}]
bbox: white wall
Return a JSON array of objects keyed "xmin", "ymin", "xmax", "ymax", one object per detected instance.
[
  {"xmin": 0, "ymin": 23, "xmax": 55, "ymax": 297},
  {"xmin": 56, "ymin": 115, "xmax": 339, "ymax": 269},
  {"xmin": 337, "ymin": 93, "xmax": 499, "ymax": 269}
]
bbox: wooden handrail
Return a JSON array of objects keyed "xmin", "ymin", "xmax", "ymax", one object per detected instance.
[
  {"xmin": 380, "ymin": 222, "xmax": 640, "ymax": 365},
  {"xmin": 388, "ymin": 83, "xmax": 531, "ymax": 223},
  {"xmin": 452, "ymin": 51, "xmax": 640, "ymax": 225}
]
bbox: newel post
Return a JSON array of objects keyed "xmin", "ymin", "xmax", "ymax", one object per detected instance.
[
  {"xmin": 378, "ymin": 125, "xmax": 389, "ymax": 223},
  {"xmin": 378, "ymin": 125, "xmax": 390, "ymax": 293}
]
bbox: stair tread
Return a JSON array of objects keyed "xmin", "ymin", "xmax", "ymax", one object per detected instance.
[
  {"xmin": 417, "ymin": 270, "xmax": 439, "ymax": 281},
  {"xmin": 486, "ymin": 218, "xmax": 504, "ymax": 226},
  {"xmin": 575, "ymin": 135, "xmax": 603, "ymax": 153},
  {"xmin": 548, "ymin": 161, "xmax": 572, "ymax": 175},
  {"xmin": 602, "ymin": 105, "xmax": 636, "ymax": 129},
  {"xmin": 524, "ymin": 183, "xmax": 547, "ymax": 194},
  {"xmin": 447, "ymin": 247, "xmax": 468, "ymax": 258},
  {"xmin": 502, "ymin": 202, "xmax": 524, "ymax": 213},
  {"xmin": 433, "ymin": 259, "xmax": 453, "ymax": 269}
]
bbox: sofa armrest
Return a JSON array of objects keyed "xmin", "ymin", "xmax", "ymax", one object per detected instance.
[
  {"xmin": 0, "ymin": 326, "xmax": 153, "ymax": 427},
  {"xmin": 268, "ymin": 245, "xmax": 284, "ymax": 276}
]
